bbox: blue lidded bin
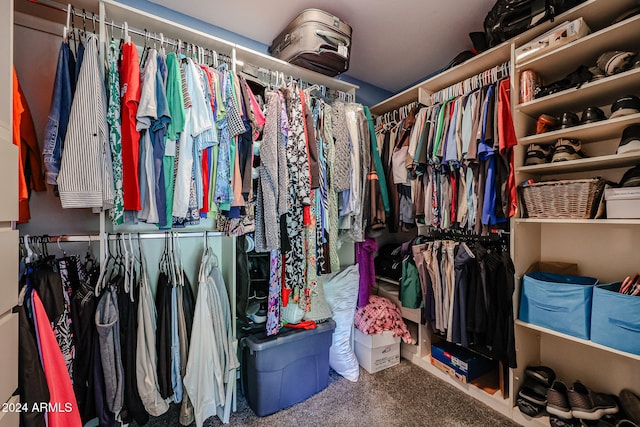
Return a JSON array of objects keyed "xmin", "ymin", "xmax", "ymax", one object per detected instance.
[{"xmin": 591, "ymin": 283, "xmax": 640, "ymax": 355}]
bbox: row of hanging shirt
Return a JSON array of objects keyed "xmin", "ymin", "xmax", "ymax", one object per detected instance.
[
  {"xmin": 18, "ymin": 234, "xmax": 236, "ymax": 427},
  {"xmin": 43, "ymin": 29, "xmax": 265, "ymax": 232},
  {"xmin": 375, "ymin": 77, "xmax": 519, "ymax": 234},
  {"xmin": 398, "ymin": 231, "xmax": 516, "ymax": 369},
  {"xmin": 253, "ymin": 84, "xmax": 376, "ymax": 335}
]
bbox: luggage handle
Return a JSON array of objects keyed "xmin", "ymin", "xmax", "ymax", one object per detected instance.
[
  {"xmin": 315, "ymin": 30, "xmax": 350, "ymax": 49},
  {"xmin": 609, "ymin": 317, "xmax": 640, "ymax": 333}
]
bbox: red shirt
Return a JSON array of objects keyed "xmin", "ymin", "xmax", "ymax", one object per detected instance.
[
  {"xmin": 119, "ymin": 42, "xmax": 141, "ymax": 210},
  {"xmin": 497, "ymin": 78, "xmax": 518, "ymax": 217}
]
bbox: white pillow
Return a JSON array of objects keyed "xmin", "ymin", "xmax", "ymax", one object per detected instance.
[
  {"xmin": 303, "ymin": 278, "xmax": 333, "ymax": 322},
  {"xmin": 323, "ymin": 264, "xmax": 360, "ymax": 382}
]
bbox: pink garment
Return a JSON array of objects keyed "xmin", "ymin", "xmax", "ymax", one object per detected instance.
[
  {"xmin": 354, "ymin": 295, "xmax": 414, "ymax": 344},
  {"xmin": 32, "ymin": 291, "xmax": 82, "ymax": 427},
  {"xmin": 246, "ymin": 83, "xmax": 266, "ymax": 139}
]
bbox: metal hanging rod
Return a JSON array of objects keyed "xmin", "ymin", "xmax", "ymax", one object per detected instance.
[
  {"xmin": 105, "ymin": 231, "xmax": 226, "ymax": 240},
  {"xmin": 20, "ymin": 233, "xmax": 99, "ymax": 243}
]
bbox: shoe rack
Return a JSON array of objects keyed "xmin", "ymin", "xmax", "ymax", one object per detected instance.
[
  {"xmin": 369, "ymin": 0, "xmax": 640, "ymax": 425},
  {"xmin": 511, "ymin": 1, "xmax": 640, "ymax": 425}
]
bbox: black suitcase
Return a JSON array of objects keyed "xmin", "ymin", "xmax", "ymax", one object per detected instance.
[{"xmin": 269, "ymin": 9, "xmax": 352, "ymax": 77}]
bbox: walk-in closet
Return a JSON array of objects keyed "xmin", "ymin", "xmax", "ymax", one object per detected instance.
[{"xmin": 3, "ymin": 0, "xmax": 640, "ymax": 426}]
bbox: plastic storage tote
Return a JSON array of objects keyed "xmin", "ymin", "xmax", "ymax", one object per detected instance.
[
  {"xmin": 519, "ymin": 272, "xmax": 598, "ymax": 339},
  {"xmin": 240, "ymin": 320, "xmax": 336, "ymax": 416},
  {"xmin": 590, "ymin": 283, "xmax": 640, "ymax": 355}
]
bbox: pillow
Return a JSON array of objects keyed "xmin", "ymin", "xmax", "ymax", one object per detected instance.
[
  {"xmin": 323, "ymin": 264, "xmax": 360, "ymax": 382},
  {"xmin": 303, "ymin": 277, "xmax": 333, "ymax": 322}
]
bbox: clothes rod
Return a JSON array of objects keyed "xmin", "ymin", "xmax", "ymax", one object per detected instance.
[
  {"xmin": 20, "ymin": 234, "xmax": 99, "ymax": 242},
  {"xmin": 106, "ymin": 231, "xmax": 227, "ymax": 240}
]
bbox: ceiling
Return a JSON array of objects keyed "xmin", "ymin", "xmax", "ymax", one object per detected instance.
[{"xmin": 147, "ymin": 0, "xmax": 497, "ymax": 93}]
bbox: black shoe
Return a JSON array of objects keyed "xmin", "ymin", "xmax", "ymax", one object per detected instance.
[
  {"xmin": 550, "ymin": 415, "xmax": 581, "ymax": 427},
  {"xmin": 551, "ymin": 139, "xmax": 588, "ymax": 163},
  {"xmin": 548, "ymin": 381, "xmax": 573, "ymax": 419},
  {"xmin": 560, "ymin": 111, "xmax": 580, "ymax": 129},
  {"xmin": 581, "ymin": 107, "xmax": 607, "ymax": 125},
  {"xmin": 568, "ymin": 381, "xmax": 619, "ymax": 420},
  {"xmin": 620, "ymin": 389, "xmax": 640, "ymax": 425},
  {"xmin": 519, "ymin": 378, "xmax": 549, "ymax": 406},
  {"xmin": 525, "ymin": 365, "xmax": 556, "ymax": 387},
  {"xmin": 525, "ymin": 144, "xmax": 554, "ymax": 165},
  {"xmin": 517, "ymin": 395, "xmax": 545, "ymax": 417}
]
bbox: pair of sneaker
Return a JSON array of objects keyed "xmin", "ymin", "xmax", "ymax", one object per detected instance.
[
  {"xmin": 547, "ymin": 380, "xmax": 619, "ymax": 421},
  {"xmin": 525, "ymin": 139, "xmax": 589, "ymax": 166}
]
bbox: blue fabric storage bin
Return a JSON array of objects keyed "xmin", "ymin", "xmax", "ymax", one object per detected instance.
[
  {"xmin": 591, "ymin": 283, "xmax": 640, "ymax": 355},
  {"xmin": 519, "ymin": 272, "xmax": 598, "ymax": 339}
]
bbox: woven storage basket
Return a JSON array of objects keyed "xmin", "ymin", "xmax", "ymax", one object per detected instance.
[{"xmin": 521, "ymin": 178, "xmax": 605, "ymax": 219}]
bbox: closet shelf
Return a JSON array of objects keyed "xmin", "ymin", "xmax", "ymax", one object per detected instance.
[
  {"xmin": 518, "ymin": 112, "xmax": 640, "ymax": 146},
  {"xmin": 515, "ymin": 14, "xmax": 640, "ymax": 80},
  {"xmin": 516, "ymin": 151, "xmax": 640, "ymax": 175},
  {"xmin": 516, "ymin": 67, "xmax": 640, "ymax": 117},
  {"xmin": 402, "ymin": 352, "xmax": 511, "ymax": 417},
  {"xmin": 515, "ymin": 320, "xmax": 640, "ymax": 361},
  {"xmin": 515, "ymin": 218, "xmax": 640, "ymax": 225}
]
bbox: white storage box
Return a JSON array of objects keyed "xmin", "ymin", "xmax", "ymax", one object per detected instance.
[
  {"xmin": 516, "ymin": 17, "xmax": 590, "ymax": 63},
  {"xmin": 605, "ymin": 187, "xmax": 640, "ymax": 219},
  {"xmin": 354, "ymin": 328, "xmax": 400, "ymax": 374}
]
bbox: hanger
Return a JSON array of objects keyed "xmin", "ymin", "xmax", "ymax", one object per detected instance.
[
  {"xmin": 56, "ymin": 236, "xmax": 67, "ymax": 258},
  {"xmin": 124, "ymin": 21, "xmax": 130, "ymax": 44},
  {"xmin": 81, "ymin": 9, "xmax": 87, "ymax": 38}
]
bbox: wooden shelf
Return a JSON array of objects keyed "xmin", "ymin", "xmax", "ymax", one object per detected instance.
[
  {"xmin": 517, "ymin": 68, "xmax": 640, "ymax": 117},
  {"xmin": 516, "ymin": 320, "xmax": 640, "ymax": 361},
  {"xmin": 518, "ymin": 112, "xmax": 640, "ymax": 146},
  {"xmin": 516, "ymin": 14, "xmax": 640, "ymax": 81},
  {"xmin": 515, "ymin": 218, "xmax": 640, "ymax": 225},
  {"xmin": 401, "ymin": 350, "xmax": 511, "ymax": 418},
  {"xmin": 517, "ymin": 152, "xmax": 640, "ymax": 175}
]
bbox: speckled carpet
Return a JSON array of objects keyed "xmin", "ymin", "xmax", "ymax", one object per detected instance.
[{"xmin": 137, "ymin": 359, "xmax": 518, "ymax": 427}]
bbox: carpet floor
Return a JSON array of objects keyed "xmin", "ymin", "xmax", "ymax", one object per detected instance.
[{"xmin": 141, "ymin": 359, "xmax": 519, "ymax": 427}]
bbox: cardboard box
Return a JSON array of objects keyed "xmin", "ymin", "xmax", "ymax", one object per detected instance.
[
  {"xmin": 430, "ymin": 341, "xmax": 496, "ymax": 384},
  {"xmin": 354, "ymin": 328, "xmax": 401, "ymax": 374}
]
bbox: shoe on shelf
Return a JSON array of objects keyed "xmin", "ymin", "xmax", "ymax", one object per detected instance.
[
  {"xmin": 536, "ymin": 114, "xmax": 559, "ymax": 134},
  {"xmin": 548, "ymin": 381, "xmax": 573, "ymax": 419},
  {"xmin": 549, "ymin": 415, "xmax": 581, "ymax": 427},
  {"xmin": 560, "ymin": 111, "xmax": 580, "ymax": 129},
  {"xmin": 581, "ymin": 106, "xmax": 607, "ymax": 125},
  {"xmin": 519, "ymin": 378, "xmax": 549, "ymax": 406},
  {"xmin": 517, "ymin": 395, "xmax": 545, "ymax": 417},
  {"xmin": 597, "ymin": 51, "xmax": 636, "ymax": 76},
  {"xmin": 617, "ymin": 124, "xmax": 640, "ymax": 155},
  {"xmin": 551, "ymin": 139, "xmax": 588, "ymax": 163},
  {"xmin": 525, "ymin": 365, "xmax": 556, "ymax": 387},
  {"xmin": 610, "ymin": 95, "xmax": 640, "ymax": 120},
  {"xmin": 567, "ymin": 381, "xmax": 619, "ymax": 420},
  {"xmin": 620, "ymin": 389, "xmax": 640, "ymax": 425},
  {"xmin": 525, "ymin": 144, "xmax": 554, "ymax": 166}
]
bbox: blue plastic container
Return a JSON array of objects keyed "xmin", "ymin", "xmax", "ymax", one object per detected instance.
[
  {"xmin": 519, "ymin": 272, "xmax": 598, "ymax": 339},
  {"xmin": 241, "ymin": 320, "xmax": 336, "ymax": 416},
  {"xmin": 591, "ymin": 283, "xmax": 640, "ymax": 355}
]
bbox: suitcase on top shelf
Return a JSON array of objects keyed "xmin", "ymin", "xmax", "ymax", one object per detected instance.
[{"xmin": 269, "ymin": 9, "xmax": 352, "ymax": 77}]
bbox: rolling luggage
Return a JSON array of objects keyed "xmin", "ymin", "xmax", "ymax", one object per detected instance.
[{"xmin": 269, "ymin": 9, "xmax": 352, "ymax": 77}]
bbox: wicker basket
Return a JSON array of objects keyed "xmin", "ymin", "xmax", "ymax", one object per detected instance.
[{"xmin": 521, "ymin": 178, "xmax": 606, "ymax": 219}]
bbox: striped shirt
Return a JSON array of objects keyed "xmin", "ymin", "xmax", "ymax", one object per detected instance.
[{"xmin": 58, "ymin": 34, "xmax": 113, "ymax": 209}]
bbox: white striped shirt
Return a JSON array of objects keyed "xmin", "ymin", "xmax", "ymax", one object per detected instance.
[{"xmin": 58, "ymin": 34, "xmax": 114, "ymax": 209}]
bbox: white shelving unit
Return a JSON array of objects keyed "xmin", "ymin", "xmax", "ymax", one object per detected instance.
[
  {"xmin": 512, "ymin": 2, "xmax": 640, "ymax": 426},
  {"xmin": 370, "ymin": 1, "xmax": 640, "ymax": 425}
]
